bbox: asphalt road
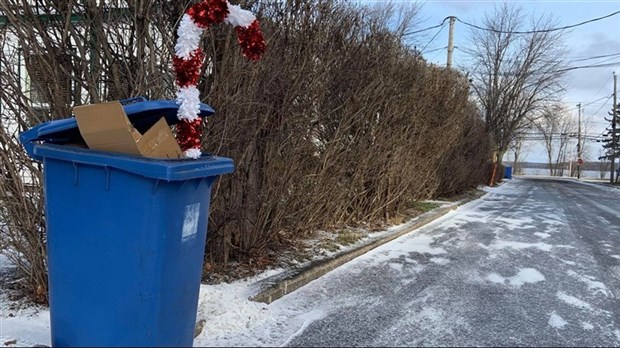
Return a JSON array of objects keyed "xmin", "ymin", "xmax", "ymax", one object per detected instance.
[{"xmin": 283, "ymin": 178, "xmax": 620, "ymax": 347}]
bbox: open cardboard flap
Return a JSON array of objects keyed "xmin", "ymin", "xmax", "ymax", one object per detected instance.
[{"xmin": 73, "ymin": 101, "xmax": 183, "ymax": 159}]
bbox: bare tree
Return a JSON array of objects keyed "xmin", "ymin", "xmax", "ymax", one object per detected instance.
[
  {"xmin": 507, "ymin": 135, "xmax": 529, "ymax": 175},
  {"xmin": 467, "ymin": 3, "xmax": 567, "ymax": 162},
  {"xmin": 535, "ymin": 105, "xmax": 576, "ymax": 176}
]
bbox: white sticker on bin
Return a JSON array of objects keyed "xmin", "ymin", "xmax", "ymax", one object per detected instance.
[{"xmin": 182, "ymin": 203, "xmax": 200, "ymax": 242}]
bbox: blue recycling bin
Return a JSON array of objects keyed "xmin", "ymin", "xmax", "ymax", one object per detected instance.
[
  {"xmin": 20, "ymin": 98, "xmax": 234, "ymax": 347},
  {"xmin": 504, "ymin": 166, "xmax": 513, "ymax": 179}
]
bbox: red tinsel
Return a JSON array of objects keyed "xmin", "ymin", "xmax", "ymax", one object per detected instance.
[
  {"xmin": 176, "ymin": 118, "xmax": 203, "ymax": 151},
  {"xmin": 173, "ymin": 49, "xmax": 205, "ymax": 87},
  {"xmin": 235, "ymin": 19, "xmax": 266, "ymax": 61},
  {"xmin": 188, "ymin": 0, "xmax": 229, "ymax": 28}
]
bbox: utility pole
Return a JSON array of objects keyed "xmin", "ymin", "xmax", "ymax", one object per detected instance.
[
  {"xmin": 577, "ymin": 103, "xmax": 581, "ymax": 179},
  {"xmin": 612, "ymin": 72, "xmax": 617, "ymax": 184},
  {"xmin": 447, "ymin": 16, "xmax": 456, "ymax": 69}
]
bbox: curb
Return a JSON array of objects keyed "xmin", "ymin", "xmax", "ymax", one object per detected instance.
[{"xmin": 250, "ymin": 191, "xmax": 486, "ymax": 304}]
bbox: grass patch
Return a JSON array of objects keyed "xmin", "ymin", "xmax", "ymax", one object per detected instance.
[
  {"xmin": 411, "ymin": 201, "xmax": 440, "ymax": 213},
  {"xmin": 439, "ymin": 188, "xmax": 483, "ymax": 202},
  {"xmin": 387, "ymin": 214, "xmax": 406, "ymax": 226},
  {"xmin": 317, "ymin": 239, "xmax": 340, "ymax": 252},
  {"xmin": 335, "ymin": 229, "xmax": 363, "ymax": 246}
]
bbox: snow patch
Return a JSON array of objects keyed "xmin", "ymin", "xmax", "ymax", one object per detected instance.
[
  {"xmin": 419, "ymin": 307, "xmax": 442, "ymax": 322},
  {"xmin": 491, "ymin": 240, "xmax": 553, "ymax": 252},
  {"xmin": 401, "ymin": 278, "xmax": 414, "ymax": 286},
  {"xmin": 389, "ymin": 263, "xmax": 403, "ymax": 272},
  {"xmin": 611, "ymin": 255, "xmax": 620, "ymax": 260},
  {"xmin": 0, "ymin": 305, "xmax": 50, "ymax": 346},
  {"xmin": 533, "ymin": 232, "xmax": 550, "ymax": 239},
  {"xmin": 429, "ymin": 257, "xmax": 450, "ymax": 265},
  {"xmin": 485, "ymin": 268, "xmax": 545, "ymax": 287},
  {"xmin": 556, "ymin": 291, "xmax": 594, "ymax": 311},
  {"xmin": 510, "ymin": 268, "xmax": 545, "ymax": 286},
  {"xmin": 548, "ymin": 311, "xmax": 567, "ymax": 328},
  {"xmin": 195, "ymin": 284, "xmax": 272, "ymax": 338},
  {"xmin": 581, "ymin": 322, "xmax": 594, "ymax": 330},
  {"xmin": 278, "ymin": 310, "xmax": 328, "ymax": 347},
  {"xmin": 486, "ymin": 273, "xmax": 506, "ymax": 284},
  {"xmin": 566, "ymin": 270, "xmax": 611, "ymax": 297},
  {"xmin": 497, "ymin": 217, "xmax": 535, "ymax": 229},
  {"xmin": 363, "ymin": 234, "xmax": 446, "ymax": 264},
  {"xmin": 404, "ymin": 235, "xmax": 447, "ymax": 255}
]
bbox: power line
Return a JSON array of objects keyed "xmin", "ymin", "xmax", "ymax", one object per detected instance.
[
  {"xmin": 419, "ymin": 24, "xmax": 446, "ymax": 53},
  {"xmin": 555, "ymin": 61, "xmax": 620, "ymax": 74},
  {"xmin": 590, "ymin": 75, "xmax": 614, "ymax": 100},
  {"xmin": 566, "ymin": 96, "xmax": 612, "ymax": 112},
  {"xmin": 572, "ymin": 52, "xmax": 620, "ymax": 62},
  {"xmin": 403, "ymin": 16, "xmax": 450, "ymax": 36},
  {"xmin": 455, "ymin": 46, "xmax": 620, "ymax": 65},
  {"xmin": 404, "ymin": 10, "xmax": 620, "ymax": 42},
  {"xmin": 423, "ymin": 46, "xmax": 447, "ymax": 54},
  {"xmin": 456, "ymin": 10, "xmax": 620, "ymax": 35},
  {"xmin": 465, "ymin": 61, "xmax": 620, "ymax": 77},
  {"xmin": 590, "ymin": 94, "xmax": 614, "ymax": 117}
]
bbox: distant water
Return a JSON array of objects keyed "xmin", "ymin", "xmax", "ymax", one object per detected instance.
[{"xmin": 518, "ymin": 167, "xmax": 612, "ymax": 180}]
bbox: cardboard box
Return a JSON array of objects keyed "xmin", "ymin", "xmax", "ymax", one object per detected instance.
[{"xmin": 73, "ymin": 101, "xmax": 182, "ymax": 159}]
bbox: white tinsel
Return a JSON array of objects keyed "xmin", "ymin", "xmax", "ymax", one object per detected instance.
[
  {"xmin": 225, "ymin": 1, "xmax": 256, "ymax": 28},
  {"xmin": 176, "ymin": 86, "xmax": 201, "ymax": 121},
  {"xmin": 175, "ymin": 14, "xmax": 203, "ymax": 59},
  {"xmin": 184, "ymin": 148, "xmax": 202, "ymax": 159}
]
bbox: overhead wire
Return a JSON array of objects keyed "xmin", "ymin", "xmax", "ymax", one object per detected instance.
[
  {"xmin": 455, "ymin": 10, "xmax": 620, "ymax": 35},
  {"xmin": 419, "ymin": 23, "xmax": 446, "ymax": 53},
  {"xmin": 571, "ymin": 52, "xmax": 620, "ymax": 62},
  {"xmin": 461, "ymin": 61, "xmax": 620, "ymax": 77},
  {"xmin": 403, "ymin": 10, "xmax": 620, "ymax": 41},
  {"xmin": 590, "ymin": 94, "xmax": 614, "ymax": 118},
  {"xmin": 566, "ymin": 96, "xmax": 612, "ymax": 112},
  {"xmin": 403, "ymin": 16, "xmax": 450, "ymax": 36},
  {"xmin": 455, "ymin": 46, "xmax": 620, "ymax": 65},
  {"xmin": 423, "ymin": 46, "xmax": 447, "ymax": 54},
  {"xmin": 555, "ymin": 61, "xmax": 620, "ymax": 74}
]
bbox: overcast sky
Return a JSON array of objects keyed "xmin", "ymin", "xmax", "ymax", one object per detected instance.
[{"xmin": 362, "ymin": 0, "xmax": 620, "ymax": 163}]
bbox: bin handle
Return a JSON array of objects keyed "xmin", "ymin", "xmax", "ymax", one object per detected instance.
[{"xmin": 119, "ymin": 97, "xmax": 148, "ymax": 105}]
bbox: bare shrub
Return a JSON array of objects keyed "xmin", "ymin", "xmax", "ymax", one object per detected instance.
[{"xmin": 0, "ymin": 0, "xmax": 492, "ymax": 303}]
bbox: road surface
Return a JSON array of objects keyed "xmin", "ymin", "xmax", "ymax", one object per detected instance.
[{"xmin": 276, "ymin": 177, "xmax": 620, "ymax": 346}]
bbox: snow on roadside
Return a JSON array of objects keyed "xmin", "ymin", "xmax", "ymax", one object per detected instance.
[
  {"xmin": 0, "ymin": 254, "xmax": 51, "ymax": 347},
  {"xmin": 0, "ymin": 194, "xmax": 470, "ymax": 347}
]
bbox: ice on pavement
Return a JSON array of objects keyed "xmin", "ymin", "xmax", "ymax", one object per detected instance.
[
  {"xmin": 548, "ymin": 311, "xmax": 568, "ymax": 329},
  {"xmin": 556, "ymin": 291, "xmax": 594, "ymax": 311}
]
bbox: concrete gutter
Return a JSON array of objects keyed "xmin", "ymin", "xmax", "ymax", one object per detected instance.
[{"xmin": 250, "ymin": 191, "xmax": 486, "ymax": 304}]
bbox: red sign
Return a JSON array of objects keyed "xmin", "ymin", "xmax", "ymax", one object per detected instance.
[{"xmin": 577, "ymin": 158, "xmax": 583, "ymax": 165}]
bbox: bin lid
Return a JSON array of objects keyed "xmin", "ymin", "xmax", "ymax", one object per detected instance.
[
  {"xmin": 19, "ymin": 97, "xmax": 215, "ymax": 158},
  {"xmin": 33, "ymin": 144, "xmax": 234, "ymax": 181}
]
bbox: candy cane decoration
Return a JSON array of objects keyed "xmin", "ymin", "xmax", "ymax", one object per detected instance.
[{"xmin": 173, "ymin": 0, "xmax": 266, "ymax": 159}]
